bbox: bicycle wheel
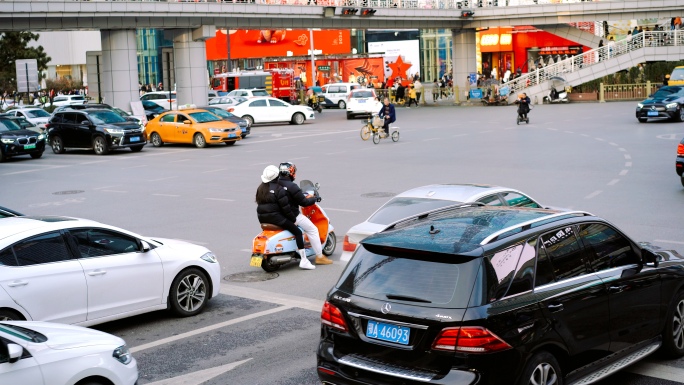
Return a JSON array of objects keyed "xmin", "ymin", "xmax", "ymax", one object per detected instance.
[
  {"xmin": 360, "ymin": 124, "xmax": 371, "ymax": 141},
  {"xmin": 391, "ymin": 131, "xmax": 399, "ymax": 142},
  {"xmin": 372, "ymin": 133, "xmax": 380, "ymax": 144}
]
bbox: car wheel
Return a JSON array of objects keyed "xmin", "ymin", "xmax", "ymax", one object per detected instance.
[
  {"xmin": 225, "ymin": 141, "xmax": 236, "ymax": 146},
  {"xmin": 681, "ymin": 176, "xmax": 684, "ymax": 188},
  {"xmin": 193, "ymin": 133, "xmax": 207, "ymax": 148},
  {"xmin": 360, "ymin": 125, "xmax": 371, "ymax": 141},
  {"xmin": 323, "ymin": 232, "xmax": 336, "ymax": 256},
  {"xmin": 243, "ymin": 115, "xmax": 254, "ymax": 127},
  {"xmin": 517, "ymin": 351, "xmax": 563, "ymax": 385},
  {"xmin": 93, "ymin": 136, "xmax": 109, "ymax": 155},
  {"xmin": 170, "ymin": 268, "xmax": 209, "ymax": 317},
  {"xmin": 638, "ymin": 117, "xmax": 647, "ymax": 123},
  {"xmin": 0, "ymin": 148, "xmax": 6, "ymax": 163},
  {"xmin": 30, "ymin": 151, "xmax": 43, "ymax": 159},
  {"xmin": 292, "ymin": 112, "xmax": 305, "ymax": 125},
  {"xmin": 150, "ymin": 132, "xmax": 164, "ymax": 147},
  {"xmin": 661, "ymin": 291, "xmax": 684, "ymax": 358},
  {"xmin": 51, "ymin": 135, "xmax": 66, "ymax": 154},
  {"xmin": 678, "ymin": 108, "xmax": 684, "ymax": 122},
  {"xmin": 0, "ymin": 309, "xmax": 25, "ymax": 321},
  {"xmin": 130, "ymin": 145, "xmax": 144, "ymax": 152},
  {"xmin": 338, "ymin": 100, "xmax": 346, "ymax": 109},
  {"xmin": 261, "ymin": 257, "xmax": 281, "ymax": 272}
]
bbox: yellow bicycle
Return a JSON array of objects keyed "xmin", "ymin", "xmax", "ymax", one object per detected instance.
[{"xmin": 360, "ymin": 114, "xmax": 399, "ymax": 144}]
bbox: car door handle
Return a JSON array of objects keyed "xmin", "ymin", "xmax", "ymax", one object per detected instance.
[
  {"xmin": 547, "ymin": 303, "xmax": 564, "ymax": 312},
  {"xmin": 609, "ymin": 285, "xmax": 627, "ymax": 293},
  {"xmin": 87, "ymin": 270, "xmax": 107, "ymax": 276},
  {"xmin": 7, "ymin": 281, "xmax": 28, "ymax": 287}
]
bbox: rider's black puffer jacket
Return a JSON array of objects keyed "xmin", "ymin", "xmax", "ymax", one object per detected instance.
[
  {"xmin": 278, "ymin": 177, "xmax": 317, "ymax": 218},
  {"xmin": 256, "ymin": 182, "xmax": 297, "ymax": 225}
]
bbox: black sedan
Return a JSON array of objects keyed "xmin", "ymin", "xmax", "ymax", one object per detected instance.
[
  {"xmin": 199, "ymin": 106, "xmax": 250, "ymax": 138},
  {"xmin": 677, "ymin": 137, "xmax": 684, "ymax": 187},
  {"xmin": 636, "ymin": 86, "xmax": 684, "ymax": 122},
  {"xmin": 142, "ymin": 100, "xmax": 168, "ymax": 121},
  {"xmin": 0, "ymin": 115, "xmax": 46, "ymax": 162}
]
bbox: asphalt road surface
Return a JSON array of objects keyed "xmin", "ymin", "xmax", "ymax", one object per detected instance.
[{"xmin": 2, "ymin": 101, "xmax": 684, "ymax": 384}]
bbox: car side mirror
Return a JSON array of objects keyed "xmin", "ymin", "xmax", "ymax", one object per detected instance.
[
  {"xmin": 81, "ymin": 121, "xmax": 90, "ymax": 126},
  {"xmin": 7, "ymin": 344, "xmax": 23, "ymax": 364},
  {"xmin": 183, "ymin": 120, "xmax": 191, "ymax": 125},
  {"xmin": 141, "ymin": 240, "xmax": 151, "ymax": 252},
  {"xmin": 642, "ymin": 248, "xmax": 660, "ymax": 268}
]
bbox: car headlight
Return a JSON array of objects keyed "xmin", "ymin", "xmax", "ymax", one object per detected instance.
[
  {"xmin": 1, "ymin": 138, "xmax": 14, "ymax": 144},
  {"xmin": 666, "ymin": 102, "xmax": 678, "ymax": 109},
  {"xmin": 38, "ymin": 134, "xmax": 46, "ymax": 140},
  {"xmin": 209, "ymin": 128, "xmax": 223, "ymax": 132},
  {"xmin": 104, "ymin": 128, "xmax": 124, "ymax": 134},
  {"xmin": 113, "ymin": 345, "xmax": 132, "ymax": 365},
  {"xmin": 637, "ymin": 103, "xmax": 644, "ymax": 109},
  {"xmin": 200, "ymin": 252, "xmax": 217, "ymax": 263}
]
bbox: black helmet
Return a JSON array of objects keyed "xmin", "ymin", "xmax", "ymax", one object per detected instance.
[{"xmin": 279, "ymin": 162, "xmax": 297, "ymax": 180}]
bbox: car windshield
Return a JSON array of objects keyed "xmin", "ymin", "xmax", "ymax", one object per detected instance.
[
  {"xmin": 88, "ymin": 111, "xmax": 127, "ymax": 124},
  {"xmin": 252, "ymin": 90, "xmax": 269, "ymax": 96},
  {"xmin": 14, "ymin": 118, "xmax": 34, "ymax": 129},
  {"xmin": 353, "ymin": 91, "xmax": 375, "ymax": 98},
  {"xmin": 0, "ymin": 323, "xmax": 47, "ymax": 343},
  {"xmin": 653, "ymin": 87, "xmax": 684, "ymax": 98},
  {"xmin": 189, "ymin": 111, "xmax": 221, "ymax": 123},
  {"xmin": 367, "ymin": 197, "xmax": 461, "ymax": 225},
  {"xmin": 25, "ymin": 109, "xmax": 50, "ymax": 118},
  {"xmin": 0, "ymin": 119, "xmax": 22, "ymax": 132}
]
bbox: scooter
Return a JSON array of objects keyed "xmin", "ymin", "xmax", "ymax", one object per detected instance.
[
  {"xmin": 308, "ymin": 96, "xmax": 323, "ymax": 113},
  {"xmin": 544, "ymin": 87, "xmax": 569, "ymax": 104},
  {"xmin": 250, "ymin": 180, "xmax": 336, "ymax": 272}
]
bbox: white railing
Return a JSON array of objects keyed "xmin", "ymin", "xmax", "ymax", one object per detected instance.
[{"xmin": 505, "ymin": 31, "xmax": 684, "ymax": 98}]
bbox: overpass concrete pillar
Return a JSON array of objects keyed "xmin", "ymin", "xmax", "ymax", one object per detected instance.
[
  {"xmin": 451, "ymin": 29, "xmax": 477, "ymax": 105},
  {"xmin": 168, "ymin": 27, "xmax": 214, "ymax": 108},
  {"xmin": 100, "ymin": 30, "xmax": 139, "ymax": 111}
]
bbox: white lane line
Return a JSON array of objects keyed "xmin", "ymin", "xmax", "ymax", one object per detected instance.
[
  {"xmin": 282, "ymin": 144, "xmax": 298, "ymax": 148},
  {"xmin": 14, "ymin": 179, "xmax": 43, "ymax": 184},
  {"xmin": 619, "ymin": 170, "xmax": 629, "ymax": 176},
  {"xmin": 585, "ymin": 190, "xmax": 603, "ymax": 199},
  {"xmin": 169, "ymin": 159, "xmax": 190, "ymax": 163},
  {"xmin": 221, "ymin": 283, "xmax": 323, "ymax": 312},
  {"xmin": 202, "ymin": 168, "xmax": 228, "ymax": 174},
  {"xmin": 324, "ymin": 208, "xmax": 360, "ymax": 213},
  {"xmin": 205, "ymin": 198, "xmax": 234, "ymax": 202},
  {"xmin": 101, "ymin": 190, "xmax": 127, "ymax": 193},
  {"xmin": 479, "ymin": 130, "xmax": 493, "ymax": 134},
  {"xmin": 453, "ymin": 134, "xmax": 468, "ymax": 137},
  {"xmin": 93, "ymin": 185, "xmax": 119, "ymax": 190},
  {"xmin": 243, "ymin": 150, "xmax": 259, "ymax": 153},
  {"xmin": 626, "ymin": 362, "xmax": 684, "ymax": 383},
  {"xmin": 2, "ymin": 165, "xmax": 68, "ymax": 176},
  {"xmin": 609, "ymin": 142, "xmax": 618, "ymax": 146},
  {"xmin": 595, "ymin": 137, "xmax": 605, "ymax": 141},
  {"xmin": 145, "ymin": 359, "xmax": 253, "ymax": 385},
  {"xmin": 625, "ymin": 162, "xmax": 633, "ymax": 167},
  {"xmin": 153, "ymin": 193, "xmax": 180, "ymax": 197},
  {"xmin": 247, "ymin": 129, "xmax": 358, "ymax": 144},
  {"xmin": 290, "ymin": 156, "xmax": 310, "ymax": 160},
  {"xmin": 619, "ymin": 148, "xmax": 627, "ymax": 152},
  {"xmin": 564, "ymin": 130, "xmax": 574, "ymax": 134},
  {"xmin": 327, "ymin": 151, "xmax": 347, "ymax": 155},
  {"xmin": 548, "ymin": 128, "xmax": 558, "ymax": 131},
  {"xmin": 123, "ymin": 164, "xmax": 146, "ymax": 169},
  {"xmin": 174, "ymin": 239, "xmax": 208, "ymax": 245},
  {"xmin": 607, "ymin": 179, "xmax": 620, "ymax": 186},
  {"xmin": 654, "ymin": 239, "xmax": 684, "ymax": 245},
  {"xmin": 249, "ymin": 161, "xmax": 270, "ymax": 166},
  {"xmin": 140, "ymin": 149, "xmax": 195, "ymax": 157},
  {"xmin": 624, "ymin": 154, "xmax": 632, "ymax": 160},
  {"xmin": 314, "ymin": 140, "xmax": 332, "ymax": 144},
  {"xmin": 130, "ymin": 306, "xmax": 292, "ymax": 353},
  {"xmin": 581, "ymin": 134, "xmax": 590, "ymax": 137},
  {"xmin": 209, "ymin": 153, "xmax": 228, "ymax": 158},
  {"xmin": 149, "ymin": 176, "xmax": 178, "ymax": 182},
  {"xmin": 79, "ymin": 160, "xmax": 108, "ymax": 165},
  {"xmin": 422, "ymin": 138, "xmax": 440, "ymax": 142}
]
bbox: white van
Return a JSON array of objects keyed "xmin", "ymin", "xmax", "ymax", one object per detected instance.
[{"xmin": 319, "ymin": 83, "xmax": 363, "ymax": 109}]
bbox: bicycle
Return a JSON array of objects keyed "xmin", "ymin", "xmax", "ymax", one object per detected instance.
[{"xmin": 360, "ymin": 114, "xmax": 399, "ymax": 144}]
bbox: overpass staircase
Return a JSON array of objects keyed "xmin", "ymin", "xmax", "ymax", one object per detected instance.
[{"xmin": 505, "ymin": 31, "xmax": 684, "ymax": 104}]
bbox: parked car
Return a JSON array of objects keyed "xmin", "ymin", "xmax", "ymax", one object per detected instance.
[
  {"xmin": 208, "ymin": 96, "xmax": 248, "ymax": 109},
  {"xmin": 0, "ymin": 206, "xmax": 23, "ymax": 218},
  {"xmin": 141, "ymin": 91, "xmax": 177, "ymax": 110},
  {"xmin": 228, "ymin": 96, "xmax": 314, "ymax": 126},
  {"xmin": 2, "ymin": 115, "xmax": 41, "ymax": 133},
  {"xmin": 145, "ymin": 108, "xmax": 241, "ymax": 147},
  {"xmin": 226, "ymin": 89, "xmax": 269, "ymax": 98},
  {"xmin": 47, "ymin": 109, "xmax": 146, "ymax": 155},
  {"xmin": 52, "ymin": 104, "xmax": 143, "ymax": 128},
  {"xmin": 5, "ymin": 107, "xmax": 50, "ymax": 129},
  {"xmin": 50, "ymin": 95, "xmax": 87, "ymax": 107},
  {"xmin": 636, "ymin": 85, "xmax": 684, "ymax": 122},
  {"xmin": 0, "ymin": 115, "xmax": 46, "ymax": 162},
  {"xmin": 199, "ymin": 105, "xmax": 250, "ymax": 138},
  {"xmin": 320, "ymin": 82, "xmax": 363, "ymax": 109},
  {"xmin": 346, "ymin": 88, "xmax": 382, "ymax": 119},
  {"xmin": 0, "ymin": 321, "xmax": 138, "ymax": 384},
  {"xmin": 141, "ymin": 99, "xmax": 169, "ymax": 121},
  {"xmin": 341, "ymin": 183, "xmax": 553, "ymax": 262},
  {"xmin": 677, "ymin": 137, "xmax": 684, "ymax": 187},
  {"xmin": 318, "ymin": 205, "xmax": 684, "ymax": 385},
  {"xmin": 0, "ymin": 215, "xmax": 221, "ymax": 324}
]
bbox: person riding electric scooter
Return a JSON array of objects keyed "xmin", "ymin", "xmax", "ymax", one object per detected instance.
[{"xmin": 515, "ymin": 92, "xmax": 531, "ymax": 124}]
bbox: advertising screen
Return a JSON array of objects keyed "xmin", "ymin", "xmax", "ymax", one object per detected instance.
[{"xmin": 367, "ymin": 40, "xmax": 421, "ymax": 80}]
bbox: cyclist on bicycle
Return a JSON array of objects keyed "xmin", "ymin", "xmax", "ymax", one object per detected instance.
[{"xmin": 378, "ymin": 97, "xmax": 396, "ymax": 137}]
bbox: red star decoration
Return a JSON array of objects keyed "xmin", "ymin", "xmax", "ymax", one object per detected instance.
[{"xmin": 387, "ymin": 56, "xmax": 411, "ymax": 84}]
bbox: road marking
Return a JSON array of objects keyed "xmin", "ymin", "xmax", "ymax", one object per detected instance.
[
  {"xmin": 221, "ymin": 283, "xmax": 323, "ymax": 312},
  {"xmin": 607, "ymin": 179, "xmax": 620, "ymax": 186},
  {"xmin": 609, "ymin": 142, "xmax": 618, "ymax": 146},
  {"xmin": 327, "ymin": 151, "xmax": 347, "ymax": 155},
  {"xmin": 149, "ymin": 176, "xmax": 178, "ymax": 182},
  {"xmin": 123, "ymin": 164, "xmax": 146, "ymax": 169},
  {"xmin": 564, "ymin": 130, "xmax": 574, "ymax": 134},
  {"xmin": 624, "ymin": 154, "xmax": 632, "ymax": 160},
  {"xmin": 79, "ymin": 160, "xmax": 108, "ymax": 165},
  {"xmin": 249, "ymin": 161, "xmax": 270, "ymax": 166},
  {"xmin": 619, "ymin": 148, "xmax": 627, "ymax": 152},
  {"xmin": 479, "ymin": 130, "xmax": 493, "ymax": 134},
  {"xmin": 170, "ymin": 159, "xmax": 190, "ymax": 163},
  {"xmin": 654, "ymin": 239, "xmax": 684, "ymax": 245},
  {"xmin": 202, "ymin": 168, "xmax": 228, "ymax": 174},
  {"xmin": 282, "ymin": 144, "xmax": 298, "ymax": 148},
  {"xmin": 14, "ymin": 179, "xmax": 43, "ymax": 184},
  {"xmin": 174, "ymin": 239, "xmax": 208, "ymax": 245},
  {"xmin": 422, "ymin": 138, "xmax": 440, "ymax": 141},
  {"xmin": 619, "ymin": 170, "xmax": 629, "ymax": 176},
  {"xmin": 595, "ymin": 137, "xmax": 605, "ymax": 141},
  {"xmin": 145, "ymin": 359, "xmax": 252, "ymax": 385},
  {"xmin": 580, "ymin": 134, "xmax": 590, "ymax": 137},
  {"xmin": 101, "ymin": 190, "xmax": 127, "ymax": 193},
  {"xmin": 209, "ymin": 153, "xmax": 228, "ymax": 158},
  {"xmin": 2, "ymin": 165, "xmax": 68, "ymax": 176},
  {"xmin": 453, "ymin": 134, "xmax": 468, "ymax": 137},
  {"xmin": 93, "ymin": 185, "xmax": 119, "ymax": 190},
  {"xmin": 625, "ymin": 162, "xmax": 632, "ymax": 167},
  {"xmin": 626, "ymin": 362, "xmax": 684, "ymax": 383},
  {"xmin": 290, "ymin": 156, "xmax": 310, "ymax": 160},
  {"xmin": 656, "ymin": 133, "xmax": 683, "ymax": 140},
  {"xmin": 314, "ymin": 140, "xmax": 332, "ymax": 144},
  {"xmin": 247, "ymin": 129, "xmax": 358, "ymax": 144},
  {"xmin": 153, "ymin": 193, "xmax": 180, "ymax": 197},
  {"xmin": 130, "ymin": 305, "xmax": 292, "ymax": 353},
  {"xmin": 271, "ymin": 133, "xmax": 283, "ymax": 137},
  {"xmin": 548, "ymin": 128, "xmax": 558, "ymax": 131},
  {"xmin": 205, "ymin": 198, "xmax": 234, "ymax": 202},
  {"xmin": 324, "ymin": 208, "xmax": 360, "ymax": 213},
  {"xmin": 585, "ymin": 190, "xmax": 603, "ymax": 199}
]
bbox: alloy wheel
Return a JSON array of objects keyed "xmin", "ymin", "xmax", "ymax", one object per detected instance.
[
  {"xmin": 529, "ymin": 363, "xmax": 558, "ymax": 385},
  {"xmin": 674, "ymin": 299, "xmax": 684, "ymax": 350},
  {"xmin": 175, "ymin": 274, "xmax": 207, "ymax": 313}
]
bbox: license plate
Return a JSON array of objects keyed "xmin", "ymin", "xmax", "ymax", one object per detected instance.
[
  {"xmin": 358, "ymin": 100, "xmax": 366, "ymax": 103},
  {"xmin": 366, "ymin": 320, "xmax": 410, "ymax": 345},
  {"xmin": 647, "ymin": 111, "xmax": 658, "ymax": 116},
  {"xmin": 24, "ymin": 144, "xmax": 36, "ymax": 149},
  {"xmin": 229, "ymin": 133, "xmax": 236, "ymax": 138},
  {"xmin": 249, "ymin": 256, "xmax": 263, "ymax": 267},
  {"xmin": 130, "ymin": 136, "xmax": 141, "ymax": 142}
]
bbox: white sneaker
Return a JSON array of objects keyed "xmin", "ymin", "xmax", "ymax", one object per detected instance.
[{"xmin": 298, "ymin": 250, "xmax": 315, "ymax": 270}]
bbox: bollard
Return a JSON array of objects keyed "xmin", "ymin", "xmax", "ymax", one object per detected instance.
[
  {"xmin": 454, "ymin": 85, "xmax": 460, "ymax": 104},
  {"xmin": 534, "ymin": 95, "xmax": 539, "ymax": 105},
  {"xmin": 299, "ymin": 89, "xmax": 305, "ymax": 105},
  {"xmin": 599, "ymin": 83, "xmax": 605, "ymax": 103}
]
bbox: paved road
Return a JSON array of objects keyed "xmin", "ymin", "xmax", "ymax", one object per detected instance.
[{"xmin": 2, "ymin": 101, "xmax": 684, "ymax": 384}]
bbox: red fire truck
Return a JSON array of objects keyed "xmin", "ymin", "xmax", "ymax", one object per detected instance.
[{"xmin": 211, "ymin": 68, "xmax": 296, "ymax": 103}]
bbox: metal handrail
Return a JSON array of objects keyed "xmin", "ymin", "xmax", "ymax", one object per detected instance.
[
  {"xmin": 479, "ymin": 210, "xmax": 593, "ymax": 245},
  {"xmin": 505, "ymin": 31, "xmax": 684, "ymax": 99}
]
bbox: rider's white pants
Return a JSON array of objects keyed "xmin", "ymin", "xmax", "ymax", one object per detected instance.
[{"xmin": 296, "ymin": 213, "xmax": 323, "ymax": 256}]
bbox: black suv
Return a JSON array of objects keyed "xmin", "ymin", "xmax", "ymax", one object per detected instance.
[
  {"xmin": 318, "ymin": 205, "xmax": 684, "ymax": 385},
  {"xmin": 0, "ymin": 115, "xmax": 46, "ymax": 162},
  {"xmin": 48, "ymin": 109, "xmax": 146, "ymax": 155},
  {"xmin": 677, "ymin": 137, "xmax": 684, "ymax": 187}
]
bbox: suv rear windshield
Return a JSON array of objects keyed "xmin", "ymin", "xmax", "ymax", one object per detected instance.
[
  {"xmin": 352, "ymin": 91, "xmax": 375, "ymax": 98},
  {"xmin": 368, "ymin": 198, "xmax": 459, "ymax": 225},
  {"xmin": 88, "ymin": 111, "xmax": 126, "ymax": 124},
  {"xmin": 25, "ymin": 110, "xmax": 50, "ymax": 118},
  {"xmin": 336, "ymin": 246, "xmax": 481, "ymax": 308}
]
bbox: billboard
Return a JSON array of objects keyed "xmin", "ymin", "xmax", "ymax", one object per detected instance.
[
  {"xmin": 367, "ymin": 40, "xmax": 421, "ymax": 80},
  {"xmin": 206, "ymin": 30, "xmax": 351, "ymax": 60}
]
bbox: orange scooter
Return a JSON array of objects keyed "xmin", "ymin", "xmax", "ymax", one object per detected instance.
[{"xmin": 250, "ymin": 180, "xmax": 336, "ymax": 272}]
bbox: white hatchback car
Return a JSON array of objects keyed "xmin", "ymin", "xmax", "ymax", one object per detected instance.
[
  {"xmin": 0, "ymin": 321, "xmax": 138, "ymax": 385},
  {"xmin": 228, "ymin": 96, "xmax": 315, "ymax": 126},
  {"xmin": 50, "ymin": 95, "xmax": 87, "ymax": 107},
  {"xmin": 346, "ymin": 88, "xmax": 382, "ymax": 119},
  {"xmin": 140, "ymin": 91, "xmax": 177, "ymax": 110},
  {"xmin": 341, "ymin": 183, "xmax": 554, "ymax": 262},
  {"xmin": 0, "ymin": 216, "xmax": 221, "ymax": 325},
  {"xmin": 226, "ymin": 89, "xmax": 270, "ymax": 98},
  {"xmin": 5, "ymin": 108, "xmax": 51, "ymax": 129}
]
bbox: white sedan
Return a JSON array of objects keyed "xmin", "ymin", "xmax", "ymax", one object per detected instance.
[
  {"xmin": 208, "ymin": 96, "xmax": 248, "ymax": 109},
  {"xmin": 346, "ymin": 88, "xmax": 382, "ymax": 119},
  {"xmin": 0, "ymin": 321, "xmax": 138, "ymax": 385},
  {"xmin": 5, "ymin": 108, "xmax": 51, "ymax": 129},
  {"xmin": 228, "ymin": 96, "xmax": 315, "ymax": 126},
  {"xmin": 0, "ymin": 216, "xmax": 221, "ymax": 325}
]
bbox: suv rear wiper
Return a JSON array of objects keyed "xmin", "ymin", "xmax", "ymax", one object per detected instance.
[{"xmin": 385, "ymin": 294, "xmax": 432, "ymax": 303}]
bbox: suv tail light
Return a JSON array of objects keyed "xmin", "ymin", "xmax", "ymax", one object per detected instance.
[
  {"xmin": 321, "ymin": 301, "xmax": 348, "ymax": 332},
  {"xmin": 678, "ymin": 143, "xmax": 684, "ymax": 156},
  {"xmin": 228, "ymin": 108, "xmax": 235, "ymax": 113},
  {"xmin": 432, "ymin": 327, "xmax": 512, "ymax": 353},
  {"xmin": 343, "ymin": 235, "xmax": 357, "ymax": 252},
  {"xmin": 44, "ymin": 123, "xmax": 51, "ymax": 129}
]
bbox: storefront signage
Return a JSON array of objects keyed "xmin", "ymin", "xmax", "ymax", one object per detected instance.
[
  {"xmin": 480, "ymin": 34, "xmax": 499, "ymax": 46},
  {"xmin": 539, "ymin": 46, "xmax": 581, "ymax": 55},
  {"xmin": 469, "ymin": 89, "xmax": 483, "ymax": 99},
  {"xmin": 317, "ymin": 65, "xmax": 331, "ymax": 71}
]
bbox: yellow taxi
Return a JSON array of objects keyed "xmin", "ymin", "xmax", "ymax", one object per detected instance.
[
  {"xmin": 669, "ymin": 66, "xmax": 684, "ymax": 86},
  {"xmin": 145, "ymin": 107, "xmax": 241, "ymax": 148}
]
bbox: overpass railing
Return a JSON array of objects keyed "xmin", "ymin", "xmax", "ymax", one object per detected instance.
[{"xmin": 506, "ymin": 31, "xmax": 684, "ymax": 98}]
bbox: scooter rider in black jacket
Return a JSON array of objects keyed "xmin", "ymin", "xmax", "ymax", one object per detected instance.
[
  {"xmin": 255, "ymin": 165, "xmax": 311, "ymax": 270},
  {"xmin": 278, "ymin": 162, "xmax": 333, "ymax": 266}
]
